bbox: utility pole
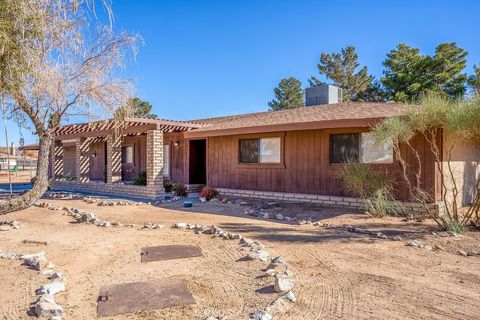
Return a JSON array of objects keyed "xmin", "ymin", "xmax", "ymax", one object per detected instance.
[{"xmin": 1, "ymin": 96, "xmax": 13, "ymax": 197}]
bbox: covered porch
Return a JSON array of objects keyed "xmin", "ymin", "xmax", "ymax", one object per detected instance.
[{"xmin": 49, "ymin": 118, "xmax": 201, "ymax": 200}]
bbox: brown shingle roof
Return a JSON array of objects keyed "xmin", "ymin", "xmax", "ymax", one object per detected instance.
[{"xmin": 185, "ymin": 102, "xmax": 415, "ymax": 138}]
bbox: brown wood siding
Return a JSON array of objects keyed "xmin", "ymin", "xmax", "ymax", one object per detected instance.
[{"xmin": 204, "ymin": 128, "xmax": 437, "ymax": 201}]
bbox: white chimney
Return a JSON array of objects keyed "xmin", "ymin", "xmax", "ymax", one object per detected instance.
[{"xmin": 305, "ymin": 85, "xmax": 343, "ymax": 106}]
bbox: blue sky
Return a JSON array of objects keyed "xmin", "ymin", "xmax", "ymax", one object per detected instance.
[{"xmin": 4, "ymin": 0, "xmax": 480, "ymax": 144}]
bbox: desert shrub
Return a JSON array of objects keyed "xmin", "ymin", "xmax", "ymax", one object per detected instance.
[
  {"xmin": 338, "ymin": 162, "xmax": 403, "ymax": 217},
  {"xmin": 173, "ymin": 182, "xmax": 188, "ymax": 197},
  {"xmin": 199, "ymin": 186, "xmax": 219, "ymax": 201},
  {"xmin": 373, "ymin": 93, "xmax": 480, "ymax": 229},
  {"xmin": 443, "ymin": 219, "xmax": 468, "ymax": 234},
  {"xmin": 133, "ymin": 171, "xmax": 147, "ymax": 186},
  {"xmin": 163, "ymin": 180, "xmax": 173, "ymax": 193}
]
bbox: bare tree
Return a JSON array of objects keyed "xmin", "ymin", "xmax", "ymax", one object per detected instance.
[{"xmin": 0, "ymin": 0, "xmax": 140, "ymax": 214}]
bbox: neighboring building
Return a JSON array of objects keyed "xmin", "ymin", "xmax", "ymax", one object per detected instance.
[{"xmin": 49, "ymin": 89, "xmax": 480, "ymax": 214}]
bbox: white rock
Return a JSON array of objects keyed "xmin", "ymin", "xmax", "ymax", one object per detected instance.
[
  {"xmin": 0, "ymin": 225, "xmax": 11, "ymax": 231},
  {"xmin": 247, "ymin": 249, "xmax": 269, "ymax": 262},
  {"xmin": 275, "ymin": 213, "xmax": 285, "ymax": 221},
  {"xmin": 39, "ymin": 279, "xmax": 66, "ymax": 295},
  {"xmin": 38, "ymin": 294, "xmax": 56, "ymax": 304},
  {"xmin": 407, "ymin": 239, "xmax": 423, "ymax": 248},
  {"xmin": 175, "ymin": 222, "xmax": 188, "ymax": 229},
  {"xmin": 35, "ymin": 301, "xmax": 63, "ymax": 318},
  {"xmin": 269, "ymin": 290, "xmax": 297, "ymax": 310},
  {"xmin": 274, "ymin": 274, "xmax": 295, "ymax": 292},
  {"xmin": 240, "ymin": 238, "xmax": 255, "ymax": 247},
  {"xmin": 250, "ymin": 309, "xmax": 272, "ymax": 320},
  {"xmin": 271, "ymin": 256, "xmax": 287, "ymax": 265}
]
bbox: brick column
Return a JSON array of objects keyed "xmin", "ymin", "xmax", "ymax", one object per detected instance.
[
  {"xmin": 52, "ymin": 140, "xmax": 63, "ymax": 180},
  {"xmin": 76, "ymin": 137, "xmax": 90, "ymax": 182},
  {"xmin": 106, "ymin": 135, "xmax": 122, "ymax": 183},
  {"xmin": 146, "ymin": 130, "xmax": 164, "ymax": 192}
]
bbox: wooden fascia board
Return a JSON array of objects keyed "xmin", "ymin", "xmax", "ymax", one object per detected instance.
[{"xmin": 183, "ymin": 118, "xmax": 383, "ymax": 139}]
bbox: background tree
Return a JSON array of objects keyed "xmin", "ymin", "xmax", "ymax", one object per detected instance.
[
  {"xmin": 310, "ymin": 46, "xmax": 373, "ymax": 101},
  {"xmin": 382, "ymin": 42, "xmax": 468, "ymax": 102},
  {"xmin": 117, "ymin": 97, "xmax": 157, "ymax": 119},
  {"xmin": 354, "ymin": 80, "xmax": 389, "ymax": 102},
  {"xmin": 268, "ymin": 77, "xmax": 304, "ymax": 111},
  {"xmin": 468, "ymin": 64, "xmax": 480, "ymax": 93},
  {"xmin": 0, "ymin": 0, "xmax": 139, "ymax": 214}
]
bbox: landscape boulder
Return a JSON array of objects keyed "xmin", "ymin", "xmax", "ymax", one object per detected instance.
[
  {"xmin": 35, "ymin": 301, "xmax": 63, "ymax": 318},
  {"xmin": 274, "ymin": 273, "xmax": 295, "ymax": 292},
  {"xmin": 247, "ymin": 248, "xmax": 269, "ymax": 262},
  {"xmin": 250, "ymin": 309, "xmax": 272, "ymax": 320}
]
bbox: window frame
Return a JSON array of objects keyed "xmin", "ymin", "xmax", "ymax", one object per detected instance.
[
  {"xmin": 121, "ymin": 145, "xmax": 135, "ymax": 165},
  {"xmin": 328, "ymin": 130, "xmax": 395, "ymax": 165},
  {"xmin": 329, "ymin": 133, "xmax": 360, "ymax": 164},
  {"xmin": 163, "ymin": 143, "xmax": 171, "ymax": 177},
  {"xmin": 236, "ymin": 133, "xmax": 285, "ymax": 169}
]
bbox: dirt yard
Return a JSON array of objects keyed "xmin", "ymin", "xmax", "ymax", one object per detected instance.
[
  {"xmin": 1, "ymin": 196, "xmax": 480, "ymax": 320},
  {"xmin": 0, "ymin": 170, "xmax": 35, "ymax": 184}
]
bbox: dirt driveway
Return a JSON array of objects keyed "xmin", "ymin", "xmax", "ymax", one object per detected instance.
[{"xmin": 1, "ymin": 197, "xmax": 480, "ymax": 320}]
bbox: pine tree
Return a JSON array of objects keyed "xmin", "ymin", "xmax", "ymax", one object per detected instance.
[
  {"xmin": 468, "ymin": 65, "xmax": 480, "ymax": 93},
  {"xmin": 268, "ymin": 77, "xmax": 304, "ymax": 111},
  {"xmin": 117, "ymin": 97, "xmax": 157, "ymax": 119},
  {"xmin": 381, "ymin": 42, "xmax": 468, "ymax": 102},
  {"xmin": 312, "ymin": 46, "xmax": 373, "ymax": 101}
]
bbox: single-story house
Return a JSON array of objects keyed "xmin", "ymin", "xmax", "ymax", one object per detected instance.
[{"xmin": 49, "ymin": 91, "xmax": 480, "ymax": 214}]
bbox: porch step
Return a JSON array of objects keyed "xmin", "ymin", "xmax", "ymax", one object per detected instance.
[{"xmin": 187, "ymin": 184, "xmax": 204, "ymax": 193}]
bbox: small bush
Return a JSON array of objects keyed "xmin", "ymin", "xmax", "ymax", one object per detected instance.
[
  {"xmin": 364, "ymin": 187, "xmax": 404, "ymax": 217},
  {"xmin": 133, "ymin": 171, "xmax": 147, "ymax": 186},
  {"xmin": 163, "ymin": 180, "xmax": 173, "ymax": 193},
  {"xmin": 338, "ymin": 162, "xmax": 403, "ymax": 217},
  {"xmin": 443, "ymin": 219, "xmax": 468, "ymax": 234},
  {"xmin": 173, "ymin": 182, "xmax": 188, "ymax": 197},
  {"xmin": 199, "ymin": 186, "xmax": 219, "ymax": 201}
]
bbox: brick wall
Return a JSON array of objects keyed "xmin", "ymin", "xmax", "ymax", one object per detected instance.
[
  {"xmin": 51, "ymin": 181, "xmax": 164, "ymax": 201},
  {"xmin": 216, "ymin": 187, "xmax": 439, "ymax": 215}
]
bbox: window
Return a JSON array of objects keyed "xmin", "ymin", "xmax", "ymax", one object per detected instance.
[
  {"xmin": 121, "ymin": 146, "xmax": 134, "ymax": 164},
  {"xmin": 163, "ymin": 144, "xmax": 170, "ymax": 177},
  {"xmin": 239, "ymin": 137, "xmax": 281, "ymax": 164},
  {"xmin": 329, "ymin": 132, "xmax": 393, "ymax": 164},
  {"xmin": 330, "ymin": 134, "xmax": 359, "ymax": 163},
  {"xmin": 360, "ymin": 132, "xmax": 393, "ymax": 164}
]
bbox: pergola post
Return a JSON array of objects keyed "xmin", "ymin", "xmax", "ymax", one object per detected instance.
[
  {"xmin": 106, "ymin": 134, "xmax": 122, "ymax": 183},
  {"xmin": 52, "ymin": 140, "xmax": 64, "ymax": 180},
  {"xmin": 76, "ymin": 137, "xmax": 90, "ymax": 182},
  {"xmin": 146, "ymin": 130, "xmax": 164, "ymax": 192}
]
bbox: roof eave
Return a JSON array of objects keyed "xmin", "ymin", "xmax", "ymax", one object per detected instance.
[{"xmin": 184, "ymin": 117, "xmax": 385, "ymax": 139}]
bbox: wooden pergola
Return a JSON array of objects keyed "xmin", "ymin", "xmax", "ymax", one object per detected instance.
[{"xmin": 49, "ymin": 117, "xmax": 202, "ymax": 200}]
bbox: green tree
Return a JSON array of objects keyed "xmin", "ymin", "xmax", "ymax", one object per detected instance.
[
  {"xmin": 355, "ymin": 80, "xmax": 388, "ymax": 102},
  {"xmin": 381, "ymin": 42, "xmax": 468, "ymax": 102},
  {"xmin": 268, "ymin": 77, "xmax": 304, "ymax": 111},
  {"xmin": 0, "ymin": 0, "xmax": 138, "ymax": 214},
  {"xmin": 310, "ymin": 46, "xmax": 373, "ymax": 101},
  {"xmin": 468, "ymin": 64, "xmax": 480, "ymax": 93},
  {"xmin": 118, "ymin": 97, "xmax": 157, "ymax": 119}
]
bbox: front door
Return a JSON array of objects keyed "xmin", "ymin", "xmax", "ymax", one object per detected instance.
[{"xmin": 188, "ymin": 139, "xmax": 206, "ymax": 185}]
